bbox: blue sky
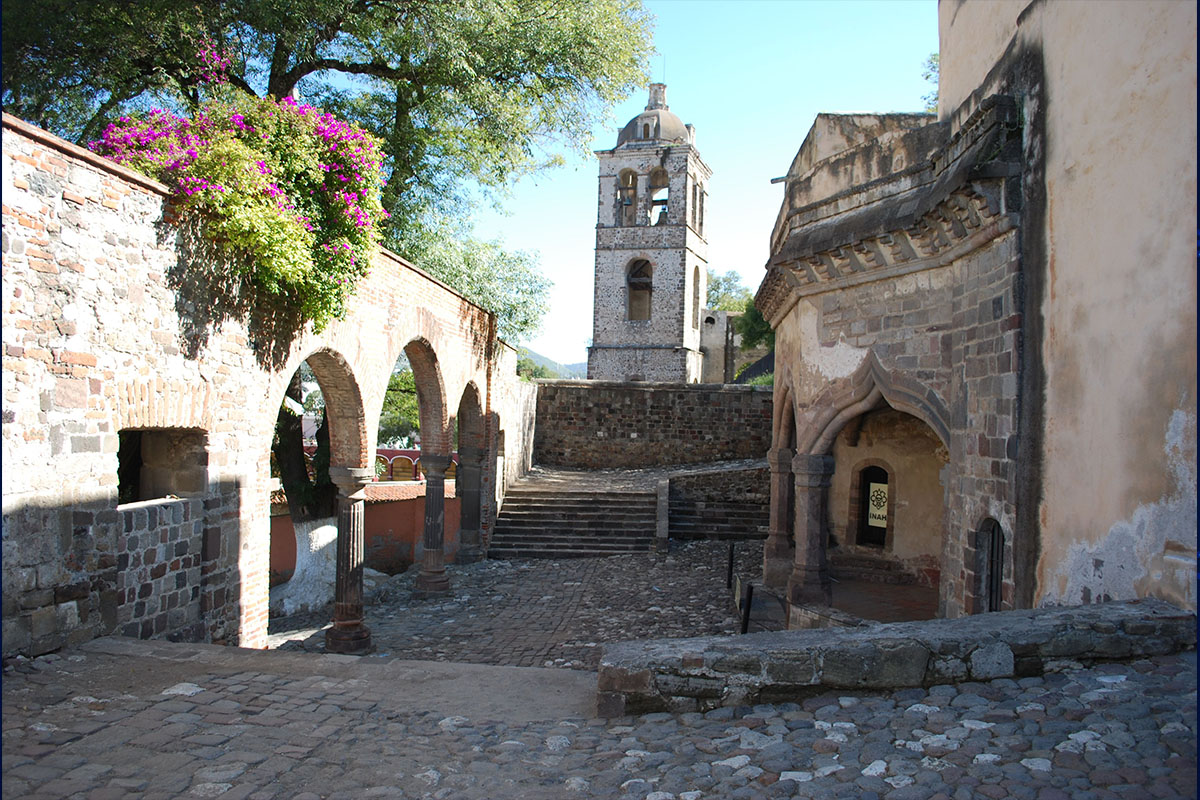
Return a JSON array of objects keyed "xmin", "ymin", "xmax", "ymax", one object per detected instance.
[{"xmin": 471, "ymin": 0, "xmax": 939, "ymax": 366}]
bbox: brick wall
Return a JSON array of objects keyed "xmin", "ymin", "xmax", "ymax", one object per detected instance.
[{"xmin": 533, "ymin": 380, "xmax": 772, "ymax": 469}]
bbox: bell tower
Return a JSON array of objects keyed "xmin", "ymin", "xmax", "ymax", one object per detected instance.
[{"xmin": 587, "ymin": 84, "xmax": 711, "ymax": 382}]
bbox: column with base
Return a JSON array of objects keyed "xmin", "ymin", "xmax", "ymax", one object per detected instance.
[
  {"xmin": 786, "ymin": 453, "xmax": 834, "ymax": 608},
  {"xmin": 455, "ymin": 446, "xmax": 484, "ymax": 563},
  {"xmin": 325, "ymin": 466, "xmax": 374, "ymax": 654},
  {"xmin": 414, "ymin": 454, "xmax": 452, "ymax": 596},
  {"xmin": 763, "ymin": 447, "xmax": 796, "ymax": 590}
]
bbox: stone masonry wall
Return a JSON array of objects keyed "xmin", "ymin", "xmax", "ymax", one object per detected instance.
[{"xmin": 533, "ymin": 380, "xmax": 771, "ymax": 469}]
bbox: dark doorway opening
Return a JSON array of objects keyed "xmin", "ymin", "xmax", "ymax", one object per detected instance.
[
  {"xmin": 856, "ymin": 465, "xmax": 889, "ymax": 547},
  {"xmin": 980, "ymin": 517, "xmax": 1004, "ymax": 611}
]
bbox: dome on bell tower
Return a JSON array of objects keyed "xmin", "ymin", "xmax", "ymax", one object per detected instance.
[{"xmin": 616, "ymin": 83, "xmax": 692, "ymax": 148}]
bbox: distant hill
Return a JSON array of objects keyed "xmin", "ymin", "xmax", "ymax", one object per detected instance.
[{"xmin": 517, "ymin": 347, "xmax": 586, "ymax": 379}]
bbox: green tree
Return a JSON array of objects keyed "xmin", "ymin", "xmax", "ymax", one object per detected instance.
[
  {"xmin": 378, "ymin": 369, "xmax": 420, "ymax": 447},
  {"xmin": 399, "ymin": 219, "xmax": 550, "ymax": 343},
  {"xmin": 736, "ymin": 296, "xmax": 775, "ymax": 351},
  {"xmin": 706, "ymin": 268, "xmax": 752, "ymax": 311},
  {"xmin": 922, "ymin": 53, "xmax": 940, "ymax": 114},
  {"xmin": 2, "ymin": 0, "xmax": 653, "ymax": 342},
  {"xmin": 516, "ymin": 356, "xmax": 556, "ymax": 380}
]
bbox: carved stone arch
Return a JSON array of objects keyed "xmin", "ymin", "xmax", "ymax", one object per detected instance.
[
  {"xmin": 774, "ymin": 382, "xmax": 798, "ymax": 450},
  {"xmin": 403, "ymin": 337, "xmax": 449, "ymax": 455},
  {"xmin": 801, "ymin": 350, "xmax": 951, "ymax": 456}
]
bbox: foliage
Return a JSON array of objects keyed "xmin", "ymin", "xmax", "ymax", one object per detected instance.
[
  {"xmin": 922, "ymin": 53, "xmax": 940, "ymax": 114},
  {"xmin": 706, "ymin": 268, "xmax": 752, "ymax": 311},
  {"xmin": 378, "ymin": 369, "xmax": 420, "ymax": 448},
  {"xmin": 745, "ymin": 372, "xmax": 774, "ymax": 387},
  {"xmin": 736, "ymin": 296, "xmax": 775, "ymax": 351},
  {"xmin": 516, "ymin": 356, "xmax": 557, "ymax": 381},
  {"xmin": 89, "ymin": 89, "xmax": 387, "ymax": 330},
  {"xmin": 3, "ymin": 0, "xmax": 652, "ymax": 339},
  {"xmin": 398, "ymin": 219, "xmax": 551, "ymax": 343}
]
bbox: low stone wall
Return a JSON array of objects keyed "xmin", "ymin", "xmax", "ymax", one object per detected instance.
[
  {"xmin": 533, "ymin": 380, "xmax": 772, "ymax": 469},
  {"xmin": 670, "ymin": 467, "xmax": 770, "ymax": 505},
  {"xmin": 596, "ymin": 599, "xmax": 1197, "ymax": 717}
]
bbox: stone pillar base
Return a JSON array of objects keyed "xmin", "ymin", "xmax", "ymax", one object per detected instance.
[
  {"xmin": 325, "ymin": 623, "xmax": 373, "ymax": 654},
  {"xmin": 413, "ymin": 572, "xmax": 451, "ymax": 598}
]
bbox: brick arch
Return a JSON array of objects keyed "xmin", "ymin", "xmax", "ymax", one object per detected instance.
[
  {"xmin": 296, "ymin": 347, "xmax": 369, "ymax": 470},
  {"xmin": 403, "ymin": 337, "xmax": 449, "ymax": 454},
  {"xmin": 456, "ymin": 381, "xmax": 485, "ymax": 451},
  {"xmin": 799, "ymin": 350, "xmax": 951, "ymax": 456},
  {"xmin": 114, "ymin": 376, "xmax": 216, "ymax": 431}
]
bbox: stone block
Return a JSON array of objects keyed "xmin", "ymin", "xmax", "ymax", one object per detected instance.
[
  {"xmin": 596, "ymin": 692, "xmax": 626, "ymax": 718},
  {"xmin": 710, "ymin": 652, "xmax": 763, "ymax": 674},
  {"xmin": 968, "ymin": 642, "xmax": 1014, "ymax": 679},
  {"xmin": 654, "ymin": 673, "xmax": 726, "ymax": 699},
  {"xmin": 29, "ymin": 605, "xmax": 58, "ymax": 639},
  {"xmin": 597, "ymin": 666, "xmax": 652, "ymax": 693},
  {"xmin": 3, "ymin": 615, "xmax": 32, "ymax": 654},
  {"xmin": 821, "ymin": 640, "xmax": 930, "ymax": 688},
  {"xmin": 764, "ymin": 653, "xmax": 818, "ymax": 685}
]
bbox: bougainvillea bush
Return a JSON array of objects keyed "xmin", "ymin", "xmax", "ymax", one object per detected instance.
[{"xmin": 90, "ymin": 93, "xmax": 387, "ymax": 331}]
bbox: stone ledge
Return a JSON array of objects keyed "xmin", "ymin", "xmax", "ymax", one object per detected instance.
[{"xmin": 596, "ymin": 599, "xmax": 1196, "ymax": 717}]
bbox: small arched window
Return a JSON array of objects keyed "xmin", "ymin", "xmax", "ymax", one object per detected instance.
[
  {"xmin": 691, "ymin": 181, "xmax": 699, "ymax": 228},
  {"xmin": 642, "ymin": 123, "xmax": 650, "ymax": 139},
  {"xmin": 617, "ymin": 170, "xmax": 638, "ymax": 227},
  {"xmin": 649, "ymin": 168, "xmax": 669, "ymax": 226},
  {"xmin": 698, "ymin": 184, "xmax": 705, "ymax": 235},
  {"xmin": 692, "ymin": 266, "xmax": 701, "ymax": 329},
  {"xmin": 627, "ymin": 260, "xmax": 653, "ymax": 321}
]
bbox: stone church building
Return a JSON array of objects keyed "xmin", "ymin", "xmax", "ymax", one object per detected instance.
[{"xmin": 758, "ymin": 0, "xmax": 1196, "ymax": 624}]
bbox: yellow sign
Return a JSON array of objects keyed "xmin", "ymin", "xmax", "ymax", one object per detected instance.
[{"xmin": 867, "ymin": 482, "xmax": 888, "ymax": 527}]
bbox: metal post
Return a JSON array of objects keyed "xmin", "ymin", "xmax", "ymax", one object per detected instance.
[{"xmin": 740, "ymin": 583, "xmax": 754, "ymax": 634}]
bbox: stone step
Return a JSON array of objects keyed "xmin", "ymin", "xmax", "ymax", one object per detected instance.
[
  {"xmin": 487, "ymin": 545, "xmax": 652, "ymax": 560},
  {"xmin": 498, "ymin": 508, "xmax": 656, "ymax": 520},
  {"xmin": 490, "ymin": 533, "xmax": 653, "ymax": 548},
  {"xmin": 491, "ymin": 528, "xmax": 653, "ymax": 542},
  {"xmin": 502, "ymin": 491, "xmax": 657, "ymax": 504}
]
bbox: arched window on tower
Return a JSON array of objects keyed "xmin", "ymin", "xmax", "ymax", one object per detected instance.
[
  {"xmin": 617, "ymin": 170, "xmax": 638, "ymax": 227},
  {"xmin": 627, "ymin": 260, "xmax": 653, "ymax": 321},
  {"xmin": 642, "ymin": 123, "xmax": 650, "ymax": 139},
  {"xmin": 691, "ymin": 181, "xmax": 699, "ymax": 229},
  {"xmin": 649, "ymin": 168, "xmax": 669, "ymax": 226},
  {"xmin": 699, "ymin": 184, "xmax": 705, "ymax": 235},
  {"xmin": 692, "ymin": 266, "xmax": 701, "ymax": 329}
]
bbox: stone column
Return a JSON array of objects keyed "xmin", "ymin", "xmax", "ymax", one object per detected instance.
[
  {"xmin": 325, "ymin": 466, "xmax": 374, "ymax": 654},
  {"xmin": 786, "ymin": 453, "xmax": 835, "ymax": 607},
  {"xmin": 414, "ymin": 454, "xmax": 452, "ymax": 597},
  {"xmin": 763, "ymin": 447, "xmax": 796, "ymax": 590},
  {"xmin": 455, "ymin": 446, "xmax": 484, "ymax": 563}
]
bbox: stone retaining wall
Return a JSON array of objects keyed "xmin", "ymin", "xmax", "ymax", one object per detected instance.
[
  {"xmin": 533, "ymin": 380, "xmax": 772, "ymax": 469},
  {"xmin": 596, "ymin": 600, "xmax": 1197, "ymax": 717}
]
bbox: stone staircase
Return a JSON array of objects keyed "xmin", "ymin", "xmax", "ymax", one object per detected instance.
[
  {"xmin": 828, "ymin": 549, "xmax": 918, "ymax": 584},
  {"xmin": 488, "ymin": 484, "xmax": 657, "ymax": 559},
  {"xmin": 668, "ymin": 498, "xmax": 768, "ymax": 540}
]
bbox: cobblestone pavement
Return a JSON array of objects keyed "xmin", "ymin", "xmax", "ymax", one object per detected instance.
[
  {"xmin": 3, "ymin": 637, "xmax": 1195, "ymax": 799},
  {"xmin": 268, "ymin": 540, "xmax": 770, "ymax": 669}
]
